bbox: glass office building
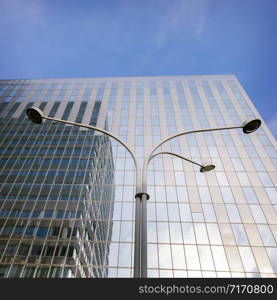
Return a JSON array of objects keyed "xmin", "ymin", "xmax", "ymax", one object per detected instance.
[{"xmin": 0, "ymin": 74, "xmax": 276, "ymax": 278}]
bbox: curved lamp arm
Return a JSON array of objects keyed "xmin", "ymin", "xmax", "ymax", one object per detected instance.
[
  {"xmin": 26, "ymin": 107, "xmax": 141, "ymax": 192},
  {"xmin": 149, "ymin": 151, "xmax": 203, "ymax": 168},
  {"xmin": 141, "ymin": 119, "xmax": 261, "ymax": 192},
  {"xmin": 147, "ymin": 151, "xmax": 215, "ymax": 177}
]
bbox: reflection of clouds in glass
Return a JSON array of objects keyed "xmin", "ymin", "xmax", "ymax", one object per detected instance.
[
  {"xmin": 148, "ymin": 203, "xmax": 156, "ymax": 221},
  {"xmin": 202, "ymin": 204, "xmax": 216, "ymax": 222},
  {"xmin": 257, "ymin": 225, "xmax": 276, "ymax": 246},
  {"xmin": 226, "ymin": 204, "xmax": 241, "ymax": 223},
  {"xmin": 148, "ymin": 244, "xmax": 158, "ymax": 268},
  {"xmin": 266, "ymin": 248, "xmax": 277, "ymax": 272},
  {"xmin": 156, "ymin": 203, "xmax": 168, "ymax": 221},
  {"xmin": 168, "ymin": 203, "xmax": 180, "ymax": 221},
  {"xmin": 120, "ymin": 221, "xmax": 133, "ymax": 242},
  {"xmin": 192, "ymin": 213, "xmax": 204, "ymax": 222},
  {"xmin": 158, "ymin": 244, "xmax": 172, "ymax": 269},
  {"xmin": 194, "ymin": 223, "xmax": 209, "ymax": 244},
  {"xmin": 179, "ymin": 204, "xmax": 192, "ymax": 222},
  {"xmin": 108, "ymin": 243, "xmax": 119, "ymax": 267},
  {"xmin": 198, "ymin": 246, "xmax": 215, "ymax": 271},
  {"xmin": 107, "ymin": 268, "xmax": 117, "ymax": 278},
  {"xmin": 171, "ymin": 245, "xmax": 186, "ymax": 269},
  {"xmin": 185, "ymin": 245, "xmax": 200, "ymax": 270},
  {"xmin": 111, "ymin": 221, "xmax": 120, "ymax": 241},
  {"xmin": 265, "ymin": 188, "xmax": 277, "ymax": 204},
  {"xmin": 202, "ymin": 271, "xmax": 216, "ymax": 277},
  {"xmin": 206, "ymin": 224, "xmax": 222, "ymax": 245},
  {"xmin": 169, "ymin": 222, "xmax": 183, "ymax": 243},
  {"xmin": 124, "ymin": 171, "xmax": 135, "ymax": 185},
  {"xmin": 118, "ymin": 243, "xmax": 132, "ymax": 267},
  {"xmin": 148, "ymin": 269, "xmax": 159, "ymax": 278},
  {"xmin": 195, "ymin": 173, "xmax": 207, "ymax": 186},
  {"xmin": 112, "ymin": 202, "xmax": 122, "ymax": 220},
  {"xmin": 155, "ymin": 171, "xmax": 165, "ymax": 185},
  {"xmin": 211, "ymin": 246, "xmax": 229, "ymax": 272},
  {"xmin": 155, "ymin": 186, "xmax": 166, "ymax": 202},
  {"xmin": 117, "ymin": 268, "xmax": 131, "ymax": 278},
  {"xmin": 157, "ymin": 222, "xmax": 170, "ymax": 243},
  {"xmin": 199, "ymin": 187, "xmax": 211, "ymax": 203},
  {"xmin": 176, "ymin": 187, "xmax": 188, "ymax": 203},
  {"xmin": 232, "ymin": 224, "xmax": 249, "ymax": 246},
  {"xmin": 238, "ymin": 247, "xmax": 258, "ymax": 273},
  {"xmin": 174, "ymin": 172, "xmax": 186, "ymax": 185},
  {"xmin": 166, "ymin": 186, "xmax": 177, "ymax": 202},
  {"xmin": 174, "ymin": 270, "xmax": 187, "ymax": 277},
  {"xmin": 249, "ymin": 205, "xmax": 267, "ymax": 223},
  {"xmin": 147, "ymin": 222, "xmax": 157, "ymax": 243},
  {"xmin": 182, "ymin": 223, "xmax": 196, "ymax": 244},
  {"xmin": 121, "ymin": 202, "xmax": 133, "ymax": 221},
  {"xmin": 220, "ymin": 187, "xmax": 235, "ymax": 203},
  {"xmin": 160, "ymin": 270, "xmax": 173, "ymax": 277}
]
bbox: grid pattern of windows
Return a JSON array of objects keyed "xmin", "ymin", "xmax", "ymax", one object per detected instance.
[{"xmin": 0, "ymin": 75, "xmax": 276, "ymax": 278}]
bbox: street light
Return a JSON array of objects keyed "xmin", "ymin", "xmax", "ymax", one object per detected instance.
[
  {"xmin": 26, "ymin": 107, "xmax": 261, "ymax": 278},
  {"xmin": 242, "ymin": 119, "xmax": 262, "ymax": 134}
]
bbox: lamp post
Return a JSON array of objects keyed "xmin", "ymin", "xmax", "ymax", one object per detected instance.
[{"xmin": 26, "ymin": 107, "xmax": 261, "ymax": 278}]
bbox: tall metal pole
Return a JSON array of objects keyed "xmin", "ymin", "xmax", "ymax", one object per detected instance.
[{"xmin": 27, "ymin": 109, "xmax": 260, "ymax": 278}]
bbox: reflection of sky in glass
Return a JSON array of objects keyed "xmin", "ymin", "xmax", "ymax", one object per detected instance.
[
  {"xmin": 185, "ymin": 245, "xmax": 200, "ymax": 270},
  {"xmin": 171, "ymin": 245, "xmax": 186, "ymax": 269},
  {"xmin": 211, "ymin": 246, "xmax": 229, "ymax": 271},
  {"xmin": 257, "ymin": 225, "xmax": 276, "ymax": 246},
  {"xmin": 265, "ymin": 188, "xmax": 277, "ymax": 204},
  {"xmin": 239, "ymin": 247, "xmax": 258, "ymax": 272},
  {"xmin": 232, "ymin": 224, "xmax": 249, "ymax": 246},
  {"xmin": 158, "ymin": 244, "xmax": 172, "ymax": 269},
  {"xmin": 198, "ymin": 246, "xmax": 215, "ymax": 271},
  {"xmin": 182, "ymin": 223, "xmax": 196, "ymax": 244},
  {"xmin": 1, "ymin": 76, "xmax": 277, "ymax": 278},
  {"xmin": 206, "ymin": 224, "xmax": 222, "ymax": 245},
  {"xmin": 266, "ymin": 248, "xmax": 277, "ymax": 272}
]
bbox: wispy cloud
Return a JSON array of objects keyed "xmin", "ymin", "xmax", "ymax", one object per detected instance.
[{"xmin": 154, "ymin": 0, "xmax": 210, "ymax": 49}]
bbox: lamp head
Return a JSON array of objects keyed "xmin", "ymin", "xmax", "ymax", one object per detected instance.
[
  {"xmin": 26, "ymin": 107, "xmax": 43, "ymax": 124},
  {"xmin": 242, "ymin": 119, "xmax": 261, "ymax": 134},
  {"xmin": 200, "ymin": 164, "xmax": 215, "ymax": 173}
]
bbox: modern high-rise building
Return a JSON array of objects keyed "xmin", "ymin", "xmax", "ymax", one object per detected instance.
[{"xmin": 0, "ymin": 74, "xmax": 276, "ymax": 278}]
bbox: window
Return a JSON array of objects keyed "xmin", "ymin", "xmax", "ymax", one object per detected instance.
[
  {"xmin": 243, "ymin": 187, "xmax": 258, "ymax": 204},
  {"xmin": 257, "ymin": 225, "xmax": 276, "ymax": 246},
  {"xmin": 199, "ymin": 187, "xmax": 212, "ymax": 203},
  {"xmin": 203, "ymin": 204, "xmax": 217, "ymax": 222},
  {"xmin": 266, "ymin": 248, "xmax": 277, "ymax": 272},
  {"xmin": 251, "ymin": 158, "xmax": 265, "ymax": 171},
  {"xmin": 216, "ymin": 173, "xmax": 229, "ymax": 186},
  {"xmin": 232, "ymin": 224, "xmax": 249, "ymax": 245},
  {"xmin": 249, "ymin": 205, "xmax": 266, "ymax": 223},
  {"xmin": 36, "ymin": 227, "xmax": 48, "ymax": 238},
  {"xmin": 226, "ymin": 204, "xmax": 241, "ymax": 223},
  {"xmin": 231, "ymin": 158, "xmax": 244, "ymax": 171},
  {"xmin": 238, "ymin": 247, "xmax": 258, "ymax": 272},
  {"xmin": 265, "ymin": 188, "xmax": 277, "ymax": 204},
  {"xmin": 258, "ymin": 172, "xmax": 273, "ymax": 187},
  {"xmin": 237, "ymin": 172, "xmax": 251, "ymax": 186}
]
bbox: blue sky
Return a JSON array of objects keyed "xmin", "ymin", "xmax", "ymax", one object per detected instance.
[{"xmin": 0, "ymin": 0, "xmax": 276, "ymax": 138}]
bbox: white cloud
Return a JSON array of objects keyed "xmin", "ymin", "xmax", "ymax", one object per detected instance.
[{"xmin": 154, "ymin": 0, "xmax": 210, "ymax": 49}]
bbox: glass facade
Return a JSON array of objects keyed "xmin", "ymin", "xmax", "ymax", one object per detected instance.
[{"xmin": 0, "ymin": 75, "xmax": 276, "ymax": 278}]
